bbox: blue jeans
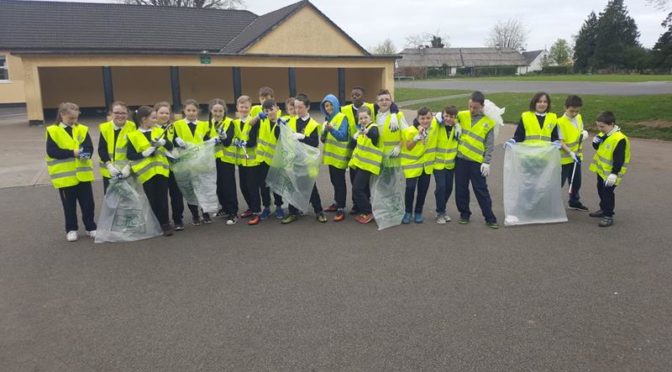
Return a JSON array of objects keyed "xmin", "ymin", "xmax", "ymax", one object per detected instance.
[
  {"xmin": 433, "ymin": 168, "xmax": 454, "ymax": 214},
  {"xmin": 405, "ymin": 172, "xmax": 431, "ymax": 214}
]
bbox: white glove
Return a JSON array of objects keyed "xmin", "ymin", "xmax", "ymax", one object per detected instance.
[
  {"xmin": 218, "ymin": 130, "xmax": 227, "ymax": 141},
  {"xmin": 152, "ymin": 138, "xmax": 166, "ymax": 148},
  {"xmin": 480, "ymin": 163, "xmax": 490, "ymax": 177},
  {"xmin": 106, "ymin": 163, "xmax": 120, "ymax": 177},
  {"xmin": 121, "ymin": 164, "xmax": 131, "ymax": 178},
  {"xmin": 291, "ymin": 133, "xmax": 306, "ymax": 140},
  {"xmin": 413, "ymin": 134, "xmax": 424, "ymax": 142},
  {"xmin": 389, "ymin": 145, "xmax": 401, "ymax": 157},
  {"xmin": 504, "ymin": 138, "xmax": 516, "ymax": 149},
  {"xmin": 389, "ymin": 117, "xmax": 399, "ymax": 132},
  {"xmin": 352, "ymin": 131, "xmax": 361, "ymax": 141},
  {"xmin": 175, "ymin": 137, "xmax": 187, "ymax": 148},
  {"xmin": 581, "ymin": 130, "xmax": 589, "ymax": 142},
  {"xmin": 552, "ymin": 140, "xmax": 562, "ymax": 149},
  {"xmin": 593, "ymin": 135, "xmax": 604, "ymax": 145},
  {"xmin": 569, "ymin": 151, "xmax": 580, "ymax": 163},
  {"xmin": 434, "ymin": 112, "xmax": 444, "ymax": 124},
  {"xmin": 142, "ymin": 147, "xmax": 156, "ymax": 157},
  {"xmin": 454, "ymin": 123, "xmax": 462, "ymax": 139},
  {"xmin": 604, "ymin": 173, "xmax": 618, "ymax": 187}
]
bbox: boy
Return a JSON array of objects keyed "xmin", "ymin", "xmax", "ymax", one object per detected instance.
[
  {"xmin": 376, "ymin": 89, "xmax": 407, "ymax": 162},
  {"xmin": 432, "ymin": 105, "xmax": 459, "ymax": 224},
  {"xmin": 588, "ymin": 111, "xmax": 631, "ymax": 227},
  {"xmin": 455, "ymin": 91, "xmax": 499, "ymax": 229},
  {"xmin": 250, "ymin": 86, "xmax": 275, "ymax": 118},
  {"xmin": 401, "ymin": 107, "xmax": 436, "ymax": 224},
  {"xmin": 558, "ymin": 95, "xmax": 589, "ymax": 211}
]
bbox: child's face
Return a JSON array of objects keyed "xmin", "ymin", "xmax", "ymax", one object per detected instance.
[
  {"xmin": 294, "ymin": 100, "xmax": 308, "ymax": 117},
  {"xmin": 596, "ymin": 121, "xmax": 613, "ymax": 134},
  {"xmin": 111, "ymin": 105, "xmax": 128, "ymax": 126},
  {"xmin": 323, "ymin": 101, "xmax": 334, "ymax": 115},
  {"xmin": 156, "ymin": 107, "xmax": 171, "ymax": 124},
  {"xmin": 184, "ymin": 105, "xmax": 199, "ymax": 121},
  {"xmin": 377, "ymin": 94, "xmax": 392, "ymax": 111},
  {"xmin": 211, "ymin": 104, "xmax": 225, "ymax": 120},
  {"xmin": 264, "ymin": 106, "xmax": 279, "ymax": 121},
  {"xmin": 285, "ymin": 103, "xmax": 295, "ymax": 116},
  {"xmin": 418, "ymin": 113, "xmax": 432, "ymax": 128},
  {"xmin": 443, "ymin": 113, "xmax": 456, "ymax": 126},
  {"xmin": 237, "ymin": 102, "xmax": 250, "ymax": 118},
  {"xmin": 565, "ymin": 106, "xmax": 581, "ymax": 119},
  {"xmin": 535, "ymin": 95, "xmax": 549, "ymax": 113},
  {"xmin": 358, "ymin": 112, "xmax": 371, "ymax": 125},
  {"xmin": 468, "ymin": 100, "xmax": 483, "ymax": 115},
  {"xmin": 143, "ymin": 111, "xmax": 157, "ymax": 128},
  {"xmin": 351, "ymin": 89, "xmax": 364, "ymax": 106},
  {"xmin": 62, "ymin": 109, "xmax": 79, "ymax": 125}
]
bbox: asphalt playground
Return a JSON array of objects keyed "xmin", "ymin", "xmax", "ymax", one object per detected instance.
[{"xmin": 1, "ymin": 106, "xmax": 672, "ymax": 371}]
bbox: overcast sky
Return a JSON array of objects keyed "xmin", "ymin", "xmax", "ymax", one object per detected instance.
[{"xmin": 52, "ymin": 0, "xmax": 668, "ymax": 50}]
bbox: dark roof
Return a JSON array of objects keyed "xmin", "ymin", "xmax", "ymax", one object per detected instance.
[
  {"xmin": 398, "ymin": 47, "xmax": 527, "ymax": 68},
  {"xmin": 522, "ymin": 50, "xmax": 544, "ymax": 65},
  {"xmin": 0, "ymin": 0, "xmax": 368, "ymax": 55}
]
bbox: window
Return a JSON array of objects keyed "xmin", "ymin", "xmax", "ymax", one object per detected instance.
[{"xmin": 0, "ymin": 56, "xmax": 8, "ymax": 81}]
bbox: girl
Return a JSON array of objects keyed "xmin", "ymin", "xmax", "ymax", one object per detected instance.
[
  {"xmin": 154, "ymin": 101, "xmax": 185, "ymax": 231},
  {"xmin": 348, "ymin": 106, "xmax": 381, "ymax": 224},
  {"xmin": 510, "ymin": 92, "xmax": 559, "ymax": 145},
  {"xmin": 126, "ymin": 106, "xmax": 174, "ymax": 236},
  {"xmin": 209, "ymin": 98, "xmax": 239, "ymax": 225},
  {"xmin": 45, "ymin": 102, "xmax": 96, "ymax": 241},
  {"xmin": 320, "ymin": 94, "xmax": 350, "ymax": 222},
  {"xmin": 172, "ymin": 99, "xmax": 213, "ymax": 225},
  {"xmin": 281, "ymin": 97, "xmax": 296, "ymax": 123},
  {"xmin": 233, "ymin": 96, "xmax": 254, "ymax": 220},
  {"xmin": 98, "ymin": 101, "xmax": 135, "ymax": 194},
  {"xmin": 401, "ymin": 107, "xmax": 436, "ymax": 224}
]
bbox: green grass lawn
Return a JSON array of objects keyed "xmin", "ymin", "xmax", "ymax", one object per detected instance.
[
  {"xmin": 395, "ymin": 89, "xmax": 469, "ymax": 102},
  {"xmin": 398, "ymin": 89, "xmax": 672, "ymax": 140},
  {"xmin": 422, "ymin": 74, "xmax": 672, "ymax": 83}
]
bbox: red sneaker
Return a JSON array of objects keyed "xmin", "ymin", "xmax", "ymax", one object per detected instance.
[
  {"xmin": 334, "ymin": 209, "xmax": 345, "ymax": 222},
  {"xmin": 248, "ymin": 215, "xmax": 261, "ymax": 225},
  {"xmin": 240, "ymin": 209, "xmax": 253, "ymax": 218},
  {"xmin": 357, "ymin": 213, "xmax": 373, "ymax": 224},
  {"xmin": 324, "ymin": 203, "xmax": 338, "ymax": 212}
]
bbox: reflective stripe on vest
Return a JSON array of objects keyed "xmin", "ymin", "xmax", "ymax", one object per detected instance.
[
  {"xmin": 558, "ymin": 114, "xmax": 584, "ymax": 165},
  {"xmin": 522, "ymin": 111, "xmax": 557, "ymax": 144},
  {"xmin": 173, "ymin": 119, "xmax": 211, "ymax": 144},
  {"xmin": 98, "ymin": 120, "xmax": 135, "ymax": 178},
  {"xmin": 323, "ymin": 112, "xmax": 351, "ymax": 169},
  {"xmin": 456, "ymin": 111, "xmax": 494, "ymax": 164},
  {"xmin": 400, "ymin": 125, "xmax": 434, "ymax": 178},
  {"xmin": 213, "ymin": 118, "xmax": 237, "ymax": 165},
  {"xmin": 347, "ymin": 123, "xmax": 383, "ymax": 176},
  {"xmin": 432, "ymin": 119, "xmax": 458, "ymax": 170},
  {"xmin": 127, "ymin": 127, "xmax": 170, "ymax": 184},
  {"xmin": 589, "ymin": 131, "xmax": 631, "ymax": 186},
  {"xmin": 234, "ymin": 118, "xmax": 261, "ymax": 167},
  {"xmin": 44, "ymin": 124, "xmax": 94, "ymax": 189}
]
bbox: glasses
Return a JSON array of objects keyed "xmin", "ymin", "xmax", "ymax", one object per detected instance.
[{"xmin": 113, "ymin": 112, "xmax": 128, "ymax": 115}]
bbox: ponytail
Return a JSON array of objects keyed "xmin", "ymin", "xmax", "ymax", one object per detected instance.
[
  {"xmin": 133, "ymin": 105, "xmax": 154, "ymax": 127},
  {"xmin": 55, "ymin": 102, "xmax": 79, "ymax": 124}
]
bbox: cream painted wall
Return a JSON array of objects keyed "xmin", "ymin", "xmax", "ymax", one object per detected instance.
[
  {"xmin": 245, "ymin": 6, "xmax": 365, "ymax": 56},
  {"xmin": 0, "ymin": 52, "xmax": 26, "ymax": 104}
]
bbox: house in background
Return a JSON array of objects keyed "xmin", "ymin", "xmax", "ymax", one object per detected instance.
[
  {"xmin": 0, "ymin": 0, "xmax": 397, "ymax": 125},
  {"xmin": 522, "ymin": 49, "xmax": 551, "ymax": 74}
]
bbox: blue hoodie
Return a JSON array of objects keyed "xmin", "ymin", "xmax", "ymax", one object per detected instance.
[{"xmin": 320, "ymin": 94, "xmax": 349, "ymax": 142}]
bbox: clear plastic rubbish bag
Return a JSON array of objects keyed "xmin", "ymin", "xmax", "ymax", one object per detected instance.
[
  {"xmin": 266, "ymin": 124, "xmax": 321, "ymax": 213},
  {"xmin": 371, "ymin": 163, "xmax": 405, "ymax": 230},
  {"xmin": 95, "ymin": 177, "xmax": 163, "ymax": 243},
  {"xmin": 170, "ymin": 141, "xmax": 219, "ymax": 213},
  {"xmin": 503, "ymin": 143, "xmax": 568, "ymax": 226}
]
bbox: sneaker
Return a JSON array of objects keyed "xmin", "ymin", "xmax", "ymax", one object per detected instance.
[
  {"xmin": 436, "ymin": 214, "xmax": 447, "ymax": 225},
  {"xmin": 444, "ymin": 214, "xmax": 452, "ymax": 222},
  {"xmin": 356, "ymin": 213, "xmax": 374, "ymax": 224},
  {"xmin": 568, "ymin": 202, "xmax": 589, "ymax": 211},
  {"xmin": 174, "ymin": 222, "xmax": 185, "ymax": 231},
  {"xmin": 191, "ymin": 216, "xmax": 202, "ymax": 226},
  {"xmin": 66, "ymin": 231, "xmax": 78, "ymax": 242},
  {"xmin": 161, "ymin": 224, "xmax": 174, "ymax": 236},
  {"xmin": 402, "ymin": 212, "xmax": 412, "ymax": 224},
  {"xmin": 317, "ymin": 212, "xmax": 328, "ymax": 223},
  {"xmin": 85, "ymin": 230, "xmax": 96, "ymax": 238},
  {"xmin": 599, "ymin": 217, "xmax": 614, "ymax": 227},
  {"xmin": 259, "ymin": 208, "xmax": 271, "ymax": 221},
  {"xmin": 202, "ymin": 213, "xmax": 212, "ymax": 224},
  {"xmin": 349, "ymin": 208, "xmax": 360, "ymax": 216},
  {"xmin": 248, "ymin": 214, "xmax": 261, "ymax": 225},
  {"xmin": 589, "ymin": 210, "xmax": 605, "ymax": 218},
  {"xmin": 486, "ymin": 221, "xmax": 500, "ymax": 229},
  {"xmin": 414, "ymin": 214, "xmax": 424, "ymax": 224},
  {"xmin": 275, "ymin": 208, "xmax": 285, "ymax": 220},
  {"xmin": 458, "ymin": 218, "xmax": 470, "ymax": 224},
  {"xmin": 324, "ymin": 203, "xmax": 338, "ymax": 212},
  {"xmin": 225, "ymin": 214, "xmax": 238, "ymax": 225},
  {"xmin": 281, "ymin": 214, "xmax": 299, "ymax": 224},
  {"xmin": 240, "ymin": 209, "xmax": 253, "ymax": 218},
  {"xmin": 334, "ymin": 209, "xmax": 345, "ymax": 222},
  {"xmin": 215, "ymin": 209, "xmax": 227, "ymax": 217}
]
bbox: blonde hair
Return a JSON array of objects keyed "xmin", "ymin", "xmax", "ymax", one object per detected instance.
[
  {"xmin": 237, "ymin": 95, "xmax": 251, "ymax": 106},
  {"xmin": 56, "ymin": 102, "xmax": 80, "ymax": 124}
]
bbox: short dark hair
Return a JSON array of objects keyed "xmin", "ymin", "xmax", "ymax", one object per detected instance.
[
  {"xmin": 417, "ymin": 106, "xmax": 431, "ymax": 116},
  {"xmin": 352, "ymin": 86, "xmax": 365, "ymax": 93},
  {"xmin": 295, "ymin": 93, "xmax": 310, "ymax": 107},
  {"xmin": 565, "ymin": 95, "xmax": 583, "ymax": 108},
  {"xmin": 596, "ymin": 111, "xmax": 616, "ymax": 125},
  {"xmin": 529, "ymin": 92, "xmax": 551, "ymax": 112},
  {"xmin": 262, "ymin": 99, "xmax": 277, "ymax": 110},
  {"xmin": 443, "ymin": 105, "xmax": 458, "ymax": 116},
  {"xmin": 258, "ymin": 86, "xmax": 274, "ymax": 98},
  {"xmin": 470, "ymin": 91, "xmax": 485, "ymax": 105}
]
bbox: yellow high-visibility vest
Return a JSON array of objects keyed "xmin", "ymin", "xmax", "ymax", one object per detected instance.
[
  {"xmin": 456, "ymin": 111, "xmax": 495, "ymax": 164},
  {"xmin": 589, "ymin": 130, "xmax": 631, "ymax": 186},
  {"xmin": 431, "ymin": 118, "xmax": 458, "ymax": 171},
  {"xmin": 400, "ymin": 125, "xmax": 436, "ymax": 178},
  {"xmin": 341, "ymin": 102, "xmax": 375, "ymax": 141},
  {"xmin": 127, "ymin": 127, "xmax": 170, "ymax": 184},
  {"xmin": 234, "ymin": 118, "xmax": 261, "ymax": 167},
  {"xmin": 173, "ymin": 119, "xmax": 210, "ymax": 144},
  {"xmin": 98, "ymin": 120, "xmax": 135, "ymax": 178},
  {"xmin": 348, "ymin": 123, "xmax": 383, "ymax": 176},
  {"xmin": 557, "ymin": 114, "xmax": 584, "ymax": 165},
  {"xmin": 322, "ymin": 112, "xmax": 351, "ymax": 169},
  {"xmin": 212, "ymin": 118, "xmax": 237, "ymax": 165},
  {"xmin": 522, "ymin": 111, "xmax": 558, "ymax": 144},
  {"xmin": 45, "ymin": 123, "xmax": 95, "ymax": 189}
]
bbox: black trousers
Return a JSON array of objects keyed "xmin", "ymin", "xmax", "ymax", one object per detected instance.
[
  {"xmin": 58, "ymin": 181, "xmax": 96, "ymax": 233},
  {"xmin": 596, "ymin": 175, "xmax": 617, "ymax": 217},
  {"xmin": 103, "ymin": 177, "xmax": 110, "ymax": 194},
  {"xmin": 143, "ymin": 175, "xmax": 170, "ymax": 226},
  {"xmin": 258, "ymin": 163, "xmax": 283, "ymax": 208},
  {"xmin": 328, "ymin": 165, "xmax": 347, "ymax": 209},
  {"xmin": 350, "ymin": 167, "xmax": 370, "ymax": 212},
  {"xmin": 352, "ymin": 168, "xmax": 373, "ymax": 214},
  {"xmin": 243, "ymin": 165, "xmax": 262, "ymax": 213},
  {"xmin": 455, "ymin": 157, "xmax": 497, "ymax": 223},
  {"xmin": 289, "ymin": 184, "xmax": 323, "ymax": 215},
  {"xmin": 561, "ymin": 162, "xmax": 582, "ymax": 204},
  {"xmin": 167, "ymin": 171, "xmax": 184, "ymax": 224},
  {"xmin": 239, "ymin": 166, "xmax": 251, "ymax": 211},
  {"xmin": 433, "ymin": 168, "xmax": 454, "ymax": 214},
  {"xmin": 405, "ymin": 172, "xmax": 431, "ymax": 214},
  {"xmin": 216, "ymin": 160, "xmax": 238, "ymax": 215}
]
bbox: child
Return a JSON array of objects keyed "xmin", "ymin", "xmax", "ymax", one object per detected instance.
[
  {"xmin": 454, "ymin": 91, "xmax": 499, "ymax": 229},
  {"xmin": 233, "ymin": 96, "xmax": 254, "ymax": 219},
  {"xmin": 233, "ymin": 95, "xmax": 265, "ymax": 225},
  {"xmin": 558, "ymin": 95, "xmax": 590, "ymax": 211},
  {"xmin": 588, "ymin": 111, "xmax": 631, "ymax": 227},
  {"xmin": 281, "ymin": 96, "xmax": 295, "ymax": 123},
  {"xmin": 320, "ymin": 94, "xmax": 350, "ymax": 222},
  {"xmin": 376, "ymin": 89, "xmax": 407, "ymax": 162},
  {"xmin": 348, "ymin": 106, "xmax": 381, "ymax": 224},
  {"xmin": 126, "ymin": 106, "xmax": 174, "ymax": 236},
  {"xmin": 510, "ymin": 92, "xmax": 559, "ymax": 145},
  {"xmin": 281, "ymin": 93, "xmax": 327, "ymax": 224},
  {"xmin": 250, "ymin": 86, "xmax": 275, "ymax": 118},
  {"xmin": 172, "ymin": 99, "xmax": 213, "ymax": 225},
  {"xmin": 432, "ymin": 105, "xmax": 459, "ymax": 224},
  {"xmin": 401, "ymin": 107, "xmax": 436, "ymax": 224},
  {"xmin": 98, "ymin": 101, "xmax": 135, "ymax": 194},
  {"xmin": 154, "ymin": 101, "xmax": 185, "ymax": 231},
  {"xmin": 45, "ymin": 102, "xmax": 97, "ymax": 241},
  {"xmin": 209, "ymin": 98, "xmax": 239, "ymax": 225}
]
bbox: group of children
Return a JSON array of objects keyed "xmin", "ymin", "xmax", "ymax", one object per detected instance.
[{"xmin": 45, "ymin": 86, "xmax": 631, "ymax": 242}]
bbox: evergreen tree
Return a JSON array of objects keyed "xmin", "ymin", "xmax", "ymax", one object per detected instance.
[
  {"xmin": 653, "ymin": 12, "xmax": 672, "ymax": 70},
  {"xmin": 592, "ymin": 0, "xmax": 641, "ymax": 70},
  {"xmin": 573, "ymin": 12, "xmax": 598, "ymax": 72}
]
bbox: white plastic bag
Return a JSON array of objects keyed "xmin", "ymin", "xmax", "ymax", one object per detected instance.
[
  {"xmin": 170, "ymin": 141, "xmax": 219, "ymax": 213},
  {"xmin": 266, "ymin": 124, "xmax": 321, "ymax": 213},
  {"xmin": 503, "ymin": 143, "xmax": 567, "ymax": 226},
  {"xmin": 95, "ymin": 177, "xmax": 163, "ymax": 243},
  {"xmin": 371, "ymin": 164, "xmax": 405, "ymax": 230}
]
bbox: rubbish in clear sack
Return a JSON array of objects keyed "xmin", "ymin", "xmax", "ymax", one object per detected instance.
[
  {"xmin": 503, "ymin": 143, "xmax": 568, "ymax": 226},
  {"xmin": 170, "ymin": 141, "xmax": 219, "ymax": 213},
  {"xmin": 371, "ymin": 163, "xmax": 405, "ymax": 230},
  {"xmin": 95, "ymin": 177, "xmax": 163, "ymax": 243},
  {"xmin": 266, "ymin": 124, "xmax": 321, "ymax": 213},
  {"xmin": 483, "ymin": 99, "xmax": 506, "ymax": 140}
]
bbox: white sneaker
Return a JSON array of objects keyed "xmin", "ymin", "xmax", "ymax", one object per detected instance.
[
  {"xmin": 436, "ymin": 214, "xmax": 447, "ymax": 225},
  {"xmin": 444, "ymin": 214, "xmax": 452, "ymax": 222},
  {"xmin": 66, "ymin": 231, "xmax": 79, "ymax": 242},
  {"xmin": 85, "ymin": 230, "xmax": 96, "ymax": 238}
]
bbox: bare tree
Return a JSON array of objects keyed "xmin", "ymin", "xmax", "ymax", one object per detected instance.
[
  {"xmin": 405, "ymin": 30, "xmax": 450, "ymax": 49},
  {"xmin": 371, "ymin": 39, "xmax": 397, "ymax": 55},
  {"xmin": 124, "ymin": 0, "xmax": 245, "ymax": 9},
  {"xmin": 486, "ymin": 18, "xmax": 528, "ymax": 50}
]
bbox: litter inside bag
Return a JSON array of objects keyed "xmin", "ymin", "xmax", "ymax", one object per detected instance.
[
  {"xmin": 266, "ymin": 125, "xmax": 321, "ymax": 213},
  {"xmin": 371, "ymin": 164, "xmax": 405, "ymax": 230},
  {"xmin": 170, "ymin": 141, "xmax": 219, "ymax": 213},
  {"xmin": 503, "ymin": 143, "xmax": 567, "ymax": 226},
  {"xmin": 95, "ymin": 177, "xmax": 163, "ymax": 243}
]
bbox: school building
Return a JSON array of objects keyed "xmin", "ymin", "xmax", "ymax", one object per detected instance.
[{"xmin": 0, "ymin": 0, "xmax": 397, "ymax": 125}]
